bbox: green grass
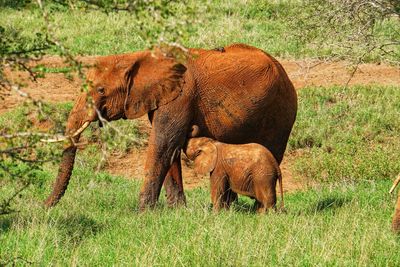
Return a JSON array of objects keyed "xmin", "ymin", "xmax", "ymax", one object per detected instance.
[
  {"xmin": 289, "ymin": 85, "xmax": 400, "ymax": 183},
  {"xmin": 0, "ymin": 0, "xmax": 398, "ymax": 62},
  {"xmin": 1, "ymin": 85, "xmax": 400, "ymax": 265},
  {"xmin": 0, "ymin": 174, "xmax": 399, "ymax": 265}
]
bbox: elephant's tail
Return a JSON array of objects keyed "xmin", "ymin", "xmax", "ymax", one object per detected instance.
[{"xmin": 389, "ymin": 174, "xmax": 400, "ymax": 194}]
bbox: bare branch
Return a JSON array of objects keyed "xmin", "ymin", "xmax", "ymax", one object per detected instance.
[{"xmin": 0, "ymin": 183, "xmax": 30, "ymax": 216}]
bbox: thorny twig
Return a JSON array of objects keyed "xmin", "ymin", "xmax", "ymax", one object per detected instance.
[
  {"xmin": 290, "ymin": 0, "xmax": 400, "ymax": 67},
  {"xmin": 96, "ymin": 141, "xmax": 108, "ymax": 173},
  {"xmin": 95, "ymin": 108, "xmax": 148, "ymax": 147},
  {"xmin": 0, "ymin": 183, "xmax": 30, "ymax": 216},
  {"xmin": 1, "ymin": 132, "xmax": 64, "ymax": 139}
]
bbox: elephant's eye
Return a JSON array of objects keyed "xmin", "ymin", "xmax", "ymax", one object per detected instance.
[
  {"xmin": 195, "ymin": 150, "xmax": 202, "ymax": 157},
  {"xmin": 97, "ymin": 87, "xmax": 105, "ymax": 95}
]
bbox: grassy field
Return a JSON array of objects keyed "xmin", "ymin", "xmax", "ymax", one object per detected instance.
[
  {"xmin": 1, "ymin": 85, "xmax": 400, "ymax": 265},
  {"xmin": 1, "ymin": 0, "xmax": 400, "ymax": 265},
  {"xmin": 1, "ymin": 0, "xmax": 399, "ymax": 62},
  {"xmin": 289, "ymin": 86, "xmax": 400, "ymax": 183},
  {"xmin": 0, "ymin": 177, "xmax": 399, "ymax": 265}
]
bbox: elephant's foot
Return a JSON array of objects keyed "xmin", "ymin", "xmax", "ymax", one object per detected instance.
[
  {"xmin": 138, "ymin": 179, "xmax": 162, "ymax": 211},
  {"xmin": 164, "ymin": 175, "xmax": 186, "ymax": 207},
  {"xmin": 138, "ymin": 193, "xmax": 156, "ymax": 211}
]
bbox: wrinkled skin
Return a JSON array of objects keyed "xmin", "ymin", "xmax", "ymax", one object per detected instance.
[
  {"xmin": 185, "ymin": 137, "xmax": 283, "ymax": 213},
  {"xmin": 44, "ymin": 43, "xmax": 297, "ymax": 210}
]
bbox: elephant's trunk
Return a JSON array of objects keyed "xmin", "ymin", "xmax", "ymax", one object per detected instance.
[
  {"xmin": 44, "ymin": 93, "xmax": 95, "ymax": 208},
  {"xmin": 44, "ymin": 145, "xmax": 78, "ymax": 207}
]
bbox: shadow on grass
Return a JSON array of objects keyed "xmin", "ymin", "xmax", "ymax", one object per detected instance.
[
  {"xmin": 0, "ymin": 216, "xmax": 13, "ymax": 233},
  {"xmin": 306, "ymin": 196, "xmax": 350, "ymax": 214},
  {"xmin": 231, "ymin": 198, "xmax": 257, "ymax": 214},
  {"xmin": 229, "ymin": 194, "xmax": 351, "ymax": 215},
  {"xmin": 315, "ymin": 196, "xmax": 349, "ymax": 211},
  {"xmin": 56, "ymin": 214, "xmax": 103, "ymax": 246}
]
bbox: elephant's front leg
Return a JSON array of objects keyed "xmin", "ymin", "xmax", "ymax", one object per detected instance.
[
  {"xmin": 164, "ymin": 157, "xmax": 186, "ymax": 207},
  {"xmin": 210, "ymin": 170, "xmax": 228, "ymax": 212},
  {"xmin": 139, "ymin": 102, "xmax": 191, "ymax": 210},
  {"xmin": 139, "ymin": 129, "xmax": 186, "ymax": 210}
]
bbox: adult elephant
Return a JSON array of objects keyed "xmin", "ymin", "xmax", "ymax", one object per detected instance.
[{"xmin": 44, "ymin": 43, "xmax": 297, "ymax": 210}]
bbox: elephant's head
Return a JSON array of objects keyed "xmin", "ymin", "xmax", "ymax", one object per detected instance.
[
  {"xmin": 44, "ymin": 50, "xmax": 187, "ymax": 207},
  {"xmin": 185, "ymin": 137, "xmax": 218, "ymax": 175}
]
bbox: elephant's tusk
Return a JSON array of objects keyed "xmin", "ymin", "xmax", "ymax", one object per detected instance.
[
  {"xmin": 389, "ymin": 175, "xmax": 400, "ymax": 194},
  {"xmin": 71, "ymin": 121, "xmax": 90, "ymax": 138},
  {"xmin": 40, "ymin": 135, "xmax": 68, "ymax": 143},
  {"xmin": 40, "ymin": 121, "xmax": 90, "ymax": 144}
]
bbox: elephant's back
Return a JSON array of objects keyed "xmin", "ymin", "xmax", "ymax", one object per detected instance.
[
  {"xmin": 190, "ymin": 44, "xmax": 280, "ymax": 126},
  {"xmin": 189, "ymin": 44, "xmax": 297, "ymax": 160},
  {"xmin": 191, "ymin": 44, "xmax": 280, "ymax": 86}
]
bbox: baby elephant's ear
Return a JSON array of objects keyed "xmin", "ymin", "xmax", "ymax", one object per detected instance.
[{"xmin": 194, "ymin": 142, "xmax": 217, "ymax": 175}]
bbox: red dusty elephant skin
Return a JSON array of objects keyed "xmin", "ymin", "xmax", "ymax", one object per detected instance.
[
  {"xmin": 44, "ymin": 43, "xmax": 297, "ymax": 210},
  {"xmin": 185, "ymin": 137, "xmax": 284, "ymax": 213}
]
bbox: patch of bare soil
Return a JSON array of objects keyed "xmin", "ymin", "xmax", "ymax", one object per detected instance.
[
  {"xmin": 282, "ymin": 59, "xmax": 400, "ymax": 89},
  {"xmin": 105, "ymin": 146, "xmax": 209, "ymax": 190},
  {"xmin": 2, "ymin": 56, "xmax": 399, "ymax": 192}
]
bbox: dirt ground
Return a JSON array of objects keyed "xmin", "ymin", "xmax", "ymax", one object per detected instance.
[{"xmin": 2, "ymin": 56, "xmax": 399, "ymax": 192}]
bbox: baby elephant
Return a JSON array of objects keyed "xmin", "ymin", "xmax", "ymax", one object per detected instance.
[{"xmin": 185, "ymin": 137, "xmax": 284, "ymax": 213}]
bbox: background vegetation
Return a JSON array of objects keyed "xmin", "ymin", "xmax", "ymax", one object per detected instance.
[
  {"xmin": 1, "ymin": 0, "xmax": 399, "ymax": 61},
  {"xmin": 1, "ymin": 0, "xmax": 399, "ymax": 265}
]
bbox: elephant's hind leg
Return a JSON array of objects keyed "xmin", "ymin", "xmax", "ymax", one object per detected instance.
[
  {"xmin": 254, "ymin": 180, "xmax": 277, "ymax": 214},
  {"xmin": 221, "ymin": 189, "xmax": 237, "ymax": 209},
  {"xmin": 164, "ymin": 157, "xmax": 186, "ymax": 207}
]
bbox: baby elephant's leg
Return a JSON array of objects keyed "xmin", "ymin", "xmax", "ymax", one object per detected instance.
[
  {"xmin": 210, "ymin": 173, "xmax": 227, "ymax": 212},
  {"xmin": 221, "ymin": 189, "xmax": 237, "ymax": 209},
  {"xmin": 254, "ymin": 176, "xmax": 277, "ymax": 214}
]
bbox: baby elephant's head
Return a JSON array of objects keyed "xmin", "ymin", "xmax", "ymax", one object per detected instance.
[{"xmin": 185, "ymin": 137, "xmax": 217, "ymax": 175}]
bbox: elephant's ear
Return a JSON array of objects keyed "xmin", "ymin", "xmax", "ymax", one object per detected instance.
[
  {"xmin": 124, "ymin": 53, "xmax": 187, "ymax": 119},
  {"xmin": 193, "ymin": 142, "xmax": 217, "ymax": 175}
]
